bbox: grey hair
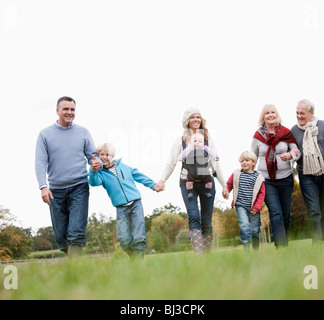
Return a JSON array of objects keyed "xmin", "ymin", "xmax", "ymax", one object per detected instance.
[{"xmin": 298, "ymin": 99, "xmax": 315, "ymax": 113}]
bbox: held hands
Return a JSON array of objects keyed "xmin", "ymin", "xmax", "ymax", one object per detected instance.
[
  {"xmin": 280, "ymin": 149, "xmax": 300, "ymax": 161},
  {"xmin": 290, "ymin": 149, "xmax": 300, "ymax": 157},
  {"xmin": 222, "ymin": 186, "xmax": 229, "ymax": 199},
  {"xmin": 154, "ymin": 180, "xmax": 165, "ymax": 192},
  {"xmin": 91, "ymin": 155, "xmax": 101, "ymax": 172}
]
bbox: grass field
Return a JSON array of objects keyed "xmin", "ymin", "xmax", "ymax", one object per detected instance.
[{"xmin": 0, "ymin": 239, "xmax": 323, "ymax": 300}]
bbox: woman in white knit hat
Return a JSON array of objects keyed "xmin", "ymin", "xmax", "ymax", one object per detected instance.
[{"xmin": 156, "ymin": 107, "xmax": 228, "ymax": 254}]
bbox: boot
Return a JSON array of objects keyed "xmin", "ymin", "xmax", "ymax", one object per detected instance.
[
  {"xmin": 243, "ymin": 242, "xmax": 250, "ymax": 251},
  {"xmin": 61, "ymin": 246, "xmax": 69, "ymax": 256},
  {"xmin": 251, "ymin": 238, "xmax": 259, "ymax": 250},
  {"xmin": 190, "ymin": 229, "xmax": 203, "ymax": 255},
  {"xmin": 202, "ymin": 234, "xmax": 212, "ymax": 253},
  {"xmin": 68, "ymin": 245, "xmax": 83, "ymax": 258},
  {"xmin": 130, "ymin": 249, "xmax": 145, "ymax": 260}
]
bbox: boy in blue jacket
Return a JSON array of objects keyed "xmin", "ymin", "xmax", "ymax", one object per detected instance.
[{"xmin": 89, "ymin": 142, "xmax": 160, "ymax": 259}]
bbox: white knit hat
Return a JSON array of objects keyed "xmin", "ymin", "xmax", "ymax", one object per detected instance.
[{"xmin": 182, "ymin": 107, "xmax": 201, "ymax": 128}]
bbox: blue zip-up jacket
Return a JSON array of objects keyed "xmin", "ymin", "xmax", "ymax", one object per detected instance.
[{"xmin": 88, "ymin": 159, "xmax": 156, "ymax": 207}]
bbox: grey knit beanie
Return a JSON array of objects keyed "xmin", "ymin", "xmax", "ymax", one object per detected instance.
[{"xmin": 182, "ymin": 107, "xmax": 201, "ymax": 128}]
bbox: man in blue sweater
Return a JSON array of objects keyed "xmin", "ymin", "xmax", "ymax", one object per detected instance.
[{"xmin": 35, "ymin": 96, "xmax": 101, "ymax": 257}]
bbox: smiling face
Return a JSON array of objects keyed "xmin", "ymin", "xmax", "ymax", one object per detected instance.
[
  {"xmin": 296, "ymin": 102, "xmax": 314, "ymax": 126},
  {"xmin": 56, "ymin": 100, "xmax": 76, "ymax": 127},
  {"xmin": 98, "ymin": 150, "xmax": 114, "ymax": 168},
  {"xmin": 188, "ymin": 113, "xmax": 202, "ymax": 131},
  {"xmin": 263, "ymin": 106, "xmax": 279, "ymax": 128},
  {"xmin": 240, "ymin": 158, "xmax": 255, "ymax": 173}
]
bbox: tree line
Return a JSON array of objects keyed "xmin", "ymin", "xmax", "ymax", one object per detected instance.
[{"xmin": 0, "ymin": 178, "xmax": 308, "ymax": 261}]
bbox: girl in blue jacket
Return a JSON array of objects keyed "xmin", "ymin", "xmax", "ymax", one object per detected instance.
[{"xmin": 89, "ymin": 142, "xmax": 159, "ymax": 259}]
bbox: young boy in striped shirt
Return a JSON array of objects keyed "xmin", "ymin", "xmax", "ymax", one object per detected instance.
[{"xmin": 225, "ymin": 151, "xmax": 266, "ymax": 250}]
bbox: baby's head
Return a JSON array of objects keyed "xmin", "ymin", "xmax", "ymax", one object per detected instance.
[
  {"xmin": 238, "ymin": 150, "xmax": 257, "ymax": 171},
  {"xmin": 190, "ymin": 133, "xmax": 205, "ymax": 149},
  {"xmin": 97, "ymin": 142, "xmax": 116, "ymax": 168}
]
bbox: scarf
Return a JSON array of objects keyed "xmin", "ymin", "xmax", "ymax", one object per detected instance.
[
  {"xmin": 253, "ymin": 124, "xmax": 297, "ymax": 181},
  {"xmin": 297, "ymin": 117, "xmax": 324, "ymax": 176}
]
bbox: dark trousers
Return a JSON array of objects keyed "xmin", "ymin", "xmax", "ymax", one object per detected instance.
[{"xmin": 264, "ymin": 174, "xmax": 294, "ymax": 246}]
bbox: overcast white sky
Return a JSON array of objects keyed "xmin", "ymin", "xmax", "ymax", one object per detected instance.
[{"xmin": 1, "ymin": 0, "xmax": 324, "ymax": 232}]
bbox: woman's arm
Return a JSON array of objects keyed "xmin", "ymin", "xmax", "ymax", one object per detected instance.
[
  {"xmin": 159, "ymin": 136, "xmax": 183, "ymax": 182},
  {"xmin": 251, "ymin": 138, "xmax": 260, "ymax": 158}
]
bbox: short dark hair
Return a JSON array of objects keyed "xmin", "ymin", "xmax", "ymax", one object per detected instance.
[{"xmin": 56, "ymin": 96, "xmax": 76, "ymax": 109}]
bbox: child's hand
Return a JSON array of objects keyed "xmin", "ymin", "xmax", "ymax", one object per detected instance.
[
  {"xmin": 250, "ymin": 209, "xmax": 258, "ymax": 215},
  {"xmin": 222, "ymin": 186, "xmax": 229, "ymax": 199},
  {"xmin": 154, "ymin": 181, "xmax": 165, "ymax": 192},
  {"xmin": 91, "ymin": 156, "xmax": 101, "ymax": 172}
]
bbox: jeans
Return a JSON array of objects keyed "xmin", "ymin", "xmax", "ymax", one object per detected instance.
[
  {"xmin": 180, "ymin": 179, "xmax": 216, "ymax": 237},
  {"xmin": 116, "ymin": 200, "xmax": 146, "ymax": 252},
  {"xmin": 299, "ymin": 173, "xmax": 324, "ymax": 241},
  {"xmin": 49, "ymin": 182, "xmax": 89, "ymax": 250},
  {"xmin": 235, "ymin": 205, "xmax": 261, "ymax": 244},
  {"xmin": 264, "ymin": 174, "xmax": 294, "ymax": 246}
]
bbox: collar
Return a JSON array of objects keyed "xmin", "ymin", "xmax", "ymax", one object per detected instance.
[{"xmin": 55, "ymin": 120, "xmax": 74, "ymax": 129}]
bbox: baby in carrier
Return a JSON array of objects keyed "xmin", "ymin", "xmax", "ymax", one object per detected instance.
[{"xmin": 179, "ymin": 132, "xmax": 219, "ymax": 198}]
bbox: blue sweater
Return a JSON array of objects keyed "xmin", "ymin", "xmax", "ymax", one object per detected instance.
[
  {"xmin": 88, "ymin": 159, "xmax": 156, "ymax": 207},
  {"xmin": 35, "ymin": 123, "xmax": 99, "ymax": 189}
]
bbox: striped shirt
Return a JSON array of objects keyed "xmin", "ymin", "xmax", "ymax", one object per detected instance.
[
  {"xmin": 236, "ymin": 171, "xmax": 259, "ymax": 210},
  {"xmin": 108, "ymin": 165, "xmax": 118, "ymax": 177}
]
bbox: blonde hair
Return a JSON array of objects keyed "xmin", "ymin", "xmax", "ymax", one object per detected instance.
[
  {"xmin": 239, "ymin": 150, "xmax": 257, "ymax": 169},
  {"xmin": 258, "ymin": 104, "xmax": 282, "ymax": 127},
  {"xmin": 182, "ymin": 115, "xmax": 209, "ymax": 143},
  {"xmin": 96, "ymin": 142, "xmax": 116, "ymax": 157}
]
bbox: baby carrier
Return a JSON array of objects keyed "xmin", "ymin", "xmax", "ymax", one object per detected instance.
[{"xmin": 180, "ymin": 137, "xmax": 217, "ymax": 184}]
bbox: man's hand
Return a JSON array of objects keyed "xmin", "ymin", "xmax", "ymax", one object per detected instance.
[
  {"xmin": 91, "ymin": 155, "xmax": 101, "ymax": 172},
  {"xmin": 41, "ymin": 187, "xmax": 54, "ymax": 205}
]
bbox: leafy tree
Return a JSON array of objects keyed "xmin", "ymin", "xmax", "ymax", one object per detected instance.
[
  {"xmin": 146, "ymin": 212, "xmax": 188, "ymax": 253},
  {"xmin": 86, "ymin": 213, "xmax": 115, "ymax": 255},
  {"xmin": 146, "ymin": 203, "xmax": 187, "ymax": 232},
  {"xmin": 213, "ymin": 207, "xmax": 239, "ymax": 246},
  {"xmin": 175, "ymin": 228, "xmax": 190, "ymax": 245},
  {"xmin": 33, "ymin": 226, "xmax": 58, "ymax": 251},
  {"xmin": 260, "ymin": 205, "xmax": 271, "ymax": 243},
  {"xmin": 0, "ymin": 226, "xmax": 33, "ymax": 259},
  {"xmin": 0, "ymin": 206, "xmax": 16, "ymax": 231},
  {"xmin": 0, "ymin": 206, "xmax": 33, "ymax": 260}
]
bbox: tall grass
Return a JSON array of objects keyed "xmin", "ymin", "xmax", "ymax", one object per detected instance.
[{"xmin": 0, "ymin": 239, "xmax": 323, "ymax": 300}]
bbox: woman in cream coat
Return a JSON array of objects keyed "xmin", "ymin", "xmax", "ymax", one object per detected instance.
[{"xmin": 156, "ymin": 108, "xmax": 228, "ymax": 254}]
